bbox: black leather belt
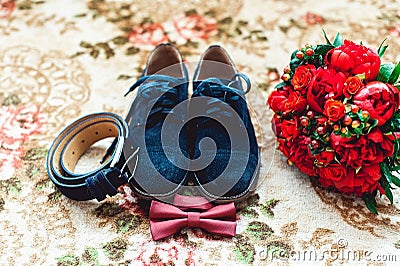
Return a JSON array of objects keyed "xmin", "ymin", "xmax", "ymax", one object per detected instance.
[{"xmin": 46, "ymin": 112, "xmax": 137, "ymax": 201}]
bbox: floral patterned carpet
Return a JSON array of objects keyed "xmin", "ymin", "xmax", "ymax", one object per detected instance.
[{"xmin": 1, "ymin": 0, "xmax": 400, "ymax": 265}]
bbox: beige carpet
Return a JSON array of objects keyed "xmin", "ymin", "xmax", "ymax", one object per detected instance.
[{"xmin": 0, "ymin": 0, "xmax": 399, "ymax": 265}]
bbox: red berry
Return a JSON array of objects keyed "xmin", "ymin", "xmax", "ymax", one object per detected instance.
[
  {"xmin": 311, "ymin": 140, "xmax": 320, "ymax": 149},
  {"xmin": 306, "ymin": 110, "xmax": 314, "ymax": 119},
  {"xmin": 317, "ymin": 126, "xmax": 326, "ymax": 135},
  {"xmin": 296, "ymin": 51, "xmax": 304, "ymax": 59},
  {"xmin": 343, "ymin": 115, "xmax": 352, "ymax": 126},
  {"xmin": 333, "ymin": 124, "xmax": 340, "ymax": 131},
  {"xmin": 305, "ymin": 48, "xmax": 314, "ymax": 56},
  {"xmin": 300, "ymin": 117, "xmax": 309, "ymax": 127},
  {"xmin": 283, "ymin": 65, "xmax": 291, "ymax": 74},
  {"xmin": 281, "ymin": 73, "xmax": 290, "ymax": 82},
  {"xmin": 351, "ymin": 105, "xmax": 359, "ymax": 113},
  {"xmin": 341, "ymin": 127, "xmax": 348, "ymax": 134},
  {"xmin": 352, "ymin": 120, "xmax": 361, "ymax": 128},
  {"xmin": 362, "ymin": 110, "xmax": 369, "ymax": 119}
]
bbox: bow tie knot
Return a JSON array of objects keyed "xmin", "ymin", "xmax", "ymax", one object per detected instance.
[{"xmin": 187, "ymin": 212, "xmax": 201, "ymax": 228}]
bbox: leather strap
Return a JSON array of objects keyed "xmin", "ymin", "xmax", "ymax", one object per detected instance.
[{"xmin": 46, "ymin": 112, "xmax": 134, "ymax": 201}]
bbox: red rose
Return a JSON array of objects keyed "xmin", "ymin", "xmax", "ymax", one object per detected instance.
[
  {"xmin": 330, "ymin": 128, "xmax": 394, "ymax": 168},
  {"xmin": 281, "ymin": 118, "xmax": 300, "ymax": 141},
  {"xmin": 268, "ymin": 86, "xmax": 307, "ymax": 115},
  {"xmin": 289, "ymin": 136, "xmax": 317, "ymax": 176},
  {"xmin": 360, "ymin": 128, "xmax": 394, "ymax": 163},
  {"xmin": 343, "ymin": 76, "xmax": 364, "ymax": 98},
  {"xmin": 284, "ymin": 90, "xmax": 308, "ymax": 114},
  {"xmin": 318, "ymin": 163, "xmax": 381, "ymax": 196},
  {"xmin": 323, "ymin": 99, "xmax": 346, "ymax": 122},
  {"xmin": 307, "ymin": 68, "xmax": 347, "ymax": 113},
  {"xmin": 268, "ymin": 88, "xmax": 289, "ymax": 114},
  {"xmin": 325, "ymin": 40, "xmax": 381, "ymax": 81},
  {"xmin": 317, "ymin": 163, "xmax": 350, "ymax": 190},
  {"xmin": 315, "ymin": 150, "xmax": 335, "ymax": 167},
  {"xmin": 292, "ymin": 64, "xmax": 316, "ymax": 95},
  {"xmin": 353, "ymin": 81, "xmax": 399, "ymax": 126},
  {"xmin": 336, "ymin": 164, "xmax": 380, "ymax": 196},
  {"xmin": 129, "ymin": 23, "xmax": 169, "ymax": 46},
  {"xmin": 352, "ymin": 164, "xmax": 382, "ymax": 195}
]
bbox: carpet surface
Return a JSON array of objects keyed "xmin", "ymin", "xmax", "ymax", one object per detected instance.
[{"xmin": 1, "ymin": 0, "xmax": 400, "ymax": 265}]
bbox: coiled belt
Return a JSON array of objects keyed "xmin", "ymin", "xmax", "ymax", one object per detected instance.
[{"xmin": 46, "ymin": 112, "xmax": 136, "ymax": 201}]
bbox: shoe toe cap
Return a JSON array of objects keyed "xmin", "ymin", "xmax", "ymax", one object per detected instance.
[
  {"xmin": 129, "ymin": 146, "xmax": 189, "ymax": 196},
  {"xmin": 195, "ymin": 150, "xmax": 259, "ymax": 199}
]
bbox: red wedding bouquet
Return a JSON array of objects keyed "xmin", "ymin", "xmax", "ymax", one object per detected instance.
[{"xmin": 268, "ymin": 32, "xmax": 400, "ymax": 213}]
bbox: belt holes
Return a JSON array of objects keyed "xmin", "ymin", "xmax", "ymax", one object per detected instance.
[
  {"xmin": 72, "ymin": 151, "xmax": 75, "ymax": 155},
  {"xmin": 95, "ymin": 131, "xmax": 99, "ymax": 135},
  {"xmin": 109, "ymin": 129, "xmax": 112, "ymax": 132},
  {"xmin": 82, "ymin": 140, "xmax": 85, "ymax": 143}
]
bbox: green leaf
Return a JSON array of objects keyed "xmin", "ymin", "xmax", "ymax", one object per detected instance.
[
  {"xmin": 274, "ymin": 82, "xmax": 288, "ymax": 90},
  {"xmin": 389, "ymin": 61, "xmax": 400, "ymax": 84},
  {"xmin": 382, "ymin": 161, "xmax": 400, "ymax": 187},
  {"xmin": 392, "ymin": 138, "xmax": 400, "ymax": 161},
  {"xmin": 322, "ymin": 28, "xmax": 332, "ymax": 45},
  {"xmin": 391, "ymin": 111, "xmax": 400, "ymax": 131},
  {"xmin": 380, "ymin": 162, "xmax": 392, "ymax": 182},
  {"xmin": 290, "ymin": 58, "xmax": 301, "ymax": 72},
  {"xmin": 314, "ymin": 44, "xmax": 334, "ymax": 56},
  {"xmin": 363, "ymin": 194, "xmax": 378, "ymax": 214},
  {"xmin": 377, "ymin": 63, "xmax": 395, "ymax": 83},
  {"xmin": 332, "ymin": 32, "xmax": 344, "ymax": 47},
  {"xmin": 392, "ymin": 174, "xmax": 400, "ymax": 187},
  {"xmin": 377, "ymin": 38, "xmax": 388, "ymax": 57},
  {"xmin": 385, "ymin": 184, "xmax": 394, "ymax": 204}
]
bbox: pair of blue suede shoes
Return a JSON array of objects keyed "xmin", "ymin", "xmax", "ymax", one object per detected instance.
[{"xmin": 123, "ymin": 43, "xmax": 259, "ymax": 203}]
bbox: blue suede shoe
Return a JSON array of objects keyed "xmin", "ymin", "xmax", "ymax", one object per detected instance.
[
  {"xmin": 191, "ymin": 45, "xmax": 260, "ymax": 202},
  {"xmin": 123, "ymin": 43, "xmax": 190, "ymax": 199}
]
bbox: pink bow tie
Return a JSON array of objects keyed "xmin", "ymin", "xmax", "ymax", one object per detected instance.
[{"xmin": 149, "ymin": 195, "xmax": 237, "ymax": 240}]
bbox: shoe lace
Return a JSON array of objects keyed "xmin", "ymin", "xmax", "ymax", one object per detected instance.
[
  {"xmin": 195, "ymin": 73, "xmax": 251, "ymax": 124},
  {"xmin": 125, "ymin": 74, "xmax": 185, "ymax": 127}
]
